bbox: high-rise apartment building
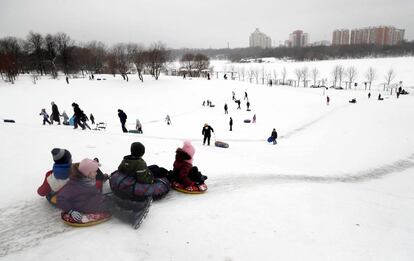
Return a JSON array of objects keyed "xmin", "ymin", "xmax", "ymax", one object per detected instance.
[
  {"xmin": 332, "ymin": 29, "xmax": 350, "ymax": 45},
  {"xmin": 350, "ymin": 26, "xmax": 405, "ymax": 45},
  {"xmin": 249, "ymin": 28, "xmax": 272, "ymax": 48},
  {"xmin": 288, "ymin": 30, "xmax": 309, "ymax": 48}
]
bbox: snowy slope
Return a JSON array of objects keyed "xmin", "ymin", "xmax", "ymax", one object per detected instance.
[{"xmin": 0, "ymin": 57, "xmax": 414, "ymax": 261}]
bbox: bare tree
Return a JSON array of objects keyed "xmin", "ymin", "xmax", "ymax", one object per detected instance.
[
  {"xmin": 194, "ymin": 53, "xmax": 210, "ymax": 76},
  {"xmin": 86, "ymin": 41, "xmax": 107, "ymax": 74},
  {"xmin": 252, "ymin": 68, "xmax": 259, "ymax": 84},
  {"xmin": 281, "ymin": 67, "xmax": 287, "ymax": 85},
  {"xmin": 44, "ymin": 34, "xmax": 58, "ymax": 78},
  {"xmin": 111, "ymin": 43, "xmax": 129, "ymax": 80},
  {"xmin": 145, "ymin": 42, "xmax": 169, "ymax": 80},
  {"xmin": 180, "ymin": 52, "xmax": 195, "ymax": 76},
  {"xmin": 346, "ymin": 66, "xmax": 358, "ymax": 89},
  {"xmin": 365, "ymin": 67, "xmax": 376, "ymax": 90},
  {"xmin": 26, "ymin": 31, "xmax": 45, "ymax": 75},
  {"xmin": 311, "ymin": 67, "xmax": 319, "ymax": 86},
  {"xmin": 384, "ymin": 68, "xmax": 396, "ymax": 86},
  {"xmin": 0, "ymin": 37, "xmax": 22, "ymax": 83},
  {"xmin": 294, "ymin": 68, "xmax": 302, "ymax": 87},
  {"xmin": 240, "ymin": 67, "xmax": 245, "ymax": 81},
  {"xmin": 272, "ymin": 69, "xmax": 278, "ymax": 84},
  {"xmin": 128, "ymin": 43, "xmax": 146, "ymax": 82},
  {"xmin": 301, "ymin": 66, "xmax": 309, "ymax": 87},
  {"xmin": 55, "ymin": 32, "xmax": 74, "ymax": 75},
  {"xmin": 331, "ymin": 65, "xmax": 344, "ymax": 87}
]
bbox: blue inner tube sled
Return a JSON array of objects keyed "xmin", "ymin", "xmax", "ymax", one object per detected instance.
[{"xmin": 109, "ymin": 165, "xmax": 170, "ymax": 201}]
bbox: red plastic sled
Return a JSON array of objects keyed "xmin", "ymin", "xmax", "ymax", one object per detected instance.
[{"xmin": 61, "ymin": 212, "xmax": 111, "ymax": 227}]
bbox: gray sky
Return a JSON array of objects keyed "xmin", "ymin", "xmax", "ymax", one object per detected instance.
[{"xmin": 0, "ymin": 0, "xmax": 413, "ymax": 49}]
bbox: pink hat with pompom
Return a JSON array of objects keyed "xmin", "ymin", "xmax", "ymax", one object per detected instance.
[
  {"xmin": 182, "ymin": 140, "xmax": 195, "ymax": 164},
  {"xmin": 78, "ymin": 158, "xmax": 99, "ymax": 178}
]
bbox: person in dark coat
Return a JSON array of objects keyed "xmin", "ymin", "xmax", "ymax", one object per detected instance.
[
  {"xmin": 235, "ymin": 99, "xmax": 241, "ymax": 109},
  {"xmin": 118, "ymin": 142, "xmax": 154, "ymax": 184},
  {"xmin": 90, "ymin": 113, "xmax": 95, "ymax": 125},
  {"xmin": 51, "ymin": 102, "xmax": 61, "ymax": 125},
  {"xmin": 229, "ymin": 117, "xmax": 233, "ymax": 131},
  {"xmin": 118, "ymin": 109, "xmax": 128, "ymax": 132},
  {"xmin": 246, "ymin": 101, "xmax": 250, "ymax": 111},
  {"xmin": 202, "ymin": 123, "xmax": 214, "ymax": 146},
  {"xmin": 244, "ymin": 91, "xmax": 248, "ymax": 100},
  {"xmin": 368, "ymin": 92, "xmax": 371, "ymax": 99},
  {"xmin": 224, "ymin": 103, "xmax": 228, "ymax": 114},
  {"xmin": 65, "ymin": 76, "xmax": 69, "ymax": 84},
  {"xmin": 271, "ymin": 128, "xmax": 278, "ymax": 145},
  {"xmin": 71, "ymin": 103, "xmax": 85, "ymax": 129}
]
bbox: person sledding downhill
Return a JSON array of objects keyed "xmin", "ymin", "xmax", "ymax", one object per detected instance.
[
  {"xmin": 37, "ymin": 148, "xmax": 73, "ymax": 204},
  {"xmin": 110, "ymin": 142, "xmax": 170, "ymax": 201},
  {"xmin": 168, "ymin": 141, "xmax": 208, "ymax": 193},
  {"xmin": 57, "ymin": 158, "xmax": 152, "ymax": 229}
]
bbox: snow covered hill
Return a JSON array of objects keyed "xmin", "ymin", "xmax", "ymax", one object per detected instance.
[{"xmin": 1, "ymin": 57, "xmax": 414, "ymax": 261}]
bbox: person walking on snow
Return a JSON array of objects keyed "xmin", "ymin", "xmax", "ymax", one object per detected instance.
[
  {"xmin": 229, "ymin": 117, "xmax": 233, "ymax": 131},
  {"xmin": 118, "ymin": 109, "xmax": 128, "ymax": 133},
  {"xmin": 50, "ymin": 102, "xmax": 61, "ymax": 125},
  {"xmin": 246, "ymin": 101, "xmax": 250, "ymax": 111},
  {"xmin": 252, "ymin": 114, "xmax": 256, "ymax": 123},
  {"xmin": 39, "ymin": 108, "xmax": 52, "ymax": 125},
  {"xmin": 136, "ymin": 119, "xmax": 143, "ymax": 133},
  {"xmin": 202, "ymin": 123, "xmax": 214, "ymax": 146},
  {"xmin": 90, "ymin": 113, "xmax": 95, "ymax": 125},
  {"xmin": 326, "ymin": 96, "xmax": 330, "ymax": 105},
  {"xmin": 224, "ymin": 103, "xmax": 228, "ymax": 114},
  {"xmin": 244, "ymin": 91, "xmax": 248, "ymax": 100},
  {"xmin": 232, "ymin": 91, "xmax": 236, "ymax": 101},
  {"xmin": 165, "ymin": 114, "xmax": 171, "ymax": 125},
  {"xmin": 271, "ymin": 128, "xmax": 278, "ymax": 145}
]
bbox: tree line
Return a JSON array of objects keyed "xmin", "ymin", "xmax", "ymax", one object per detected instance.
[
  {"xmin": 170, "ymin": 41, "xmax": 414, "ymax": 62},
  {"xmin": 0, "ymin": 31, "xmax": 170, "ymax": 84}
]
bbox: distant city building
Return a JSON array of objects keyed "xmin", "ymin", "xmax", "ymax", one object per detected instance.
[
  {"xmin": 287, "ymin": 30, "xmax": 309, "ymax": 48},
  {"xmin": 349, "ymin": 26, "xmax": 405, "ymax": 45},
  {"xmin": 332, "ymin": 29, "xmax": 350, "ymax": 45},
  {"xmin": 249, "ymin": 28, "xmax": 272, "ymax": 48}
]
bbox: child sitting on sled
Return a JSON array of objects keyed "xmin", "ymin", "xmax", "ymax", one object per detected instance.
[
  {"xmin": 168, "ymin": 141, "xmax": 207, "ymax": 192},
  {"xmin": 37, "ymin": 148, "xmax": 73, "ymax": 203},
  {"xmin": 57, "ymin": 158, "xmax": 152, "ymax": 229}
]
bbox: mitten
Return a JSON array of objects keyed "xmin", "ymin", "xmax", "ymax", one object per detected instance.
[{"xmin": 69, "ymin": 210, "xmax": 82, "ymax": 222}]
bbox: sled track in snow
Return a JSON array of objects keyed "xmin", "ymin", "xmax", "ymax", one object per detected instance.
[
  {"xmin": 0, "ymin": 200, "xmax": 72, "ymax": 258},
  {"xmin": 209, "ymin": 153, "xmax": 414, "ymax": 191},
  {"xmin": 1, "ymin": 154, "xmax": 414, "ymax": 258}
]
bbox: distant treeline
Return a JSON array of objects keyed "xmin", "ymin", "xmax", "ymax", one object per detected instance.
[
  {"xmin": 171, "ymin": 41, "xmax": 414, "ymax": 62},
  {"xmin": 0, "ymin": 31, "xmax": 169, "ymax": 84}
]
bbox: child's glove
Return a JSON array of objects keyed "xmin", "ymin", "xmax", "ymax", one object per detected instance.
[{"xmin": 68, "ymin": 210, "xmax": 82, "ymax": 222}]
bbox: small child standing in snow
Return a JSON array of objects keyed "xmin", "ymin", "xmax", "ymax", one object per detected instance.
[{"xmin": 39, "ymin": 108, "xmax": 51, "ymax": 125}]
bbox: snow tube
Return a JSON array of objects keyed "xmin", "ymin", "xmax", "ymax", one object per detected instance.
[
  {"xmin": 215, "ymin": 141, "xmax": 229, "ymax": 148},
  {"xmin": 267, "ymin": 137, "xmax": 273, "ymax": 143},
  {"xmin": 109, "ymin": 171, "xmax": 170, "ymax": 200},
  {"xmin": 3, "ymin": 119, "xmax": 15, "ymax": 123},
  {"xmin": 69, "ymin": 116, "xmax": 75, "ymax": 126},
  {"xmin": 244, "ymin": 119, "xmax": 251, "ymax": 123},
  {"xmin": 61, "ymin": 212, "xmax": 111, "ymax": 227}
]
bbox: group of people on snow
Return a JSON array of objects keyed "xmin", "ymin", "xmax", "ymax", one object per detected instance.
[
  {"xmin": 38, "ymin": 139, "xmax": 208, "ymax": 228},
  {"xmin": 39, "ymin": 101, "xmax": 95, "ymax": 129}
]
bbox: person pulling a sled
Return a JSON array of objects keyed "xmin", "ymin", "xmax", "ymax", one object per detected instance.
[
  {"xmin": 202, "ymin": 123, "xmax": 214, "ymax": 146},
  {"xmin": 271, "ymin": 128, "xmax": 278, "ymax": 145}
]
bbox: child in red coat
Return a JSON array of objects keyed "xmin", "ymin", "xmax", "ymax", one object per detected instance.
[{"xmin": 170, "ymin": 141, "xmax": 207, "ymax": 191}]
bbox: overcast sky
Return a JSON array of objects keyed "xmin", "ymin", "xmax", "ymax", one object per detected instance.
[{"xmin": 0, "ymin": 0, "xmax": 413, "ymax": 49}]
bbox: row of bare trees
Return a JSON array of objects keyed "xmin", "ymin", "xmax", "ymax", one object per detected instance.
[
  {"xmin": 179, "ymin": 53, "xmax": 210, "ymax": 77},
  {"xmin": 226, "ymin": 65, "xmax": 398, "ymax": 90},
  {"xmin": 0, "ymin": 31, "xmax": 170, "ymax": 84}
]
